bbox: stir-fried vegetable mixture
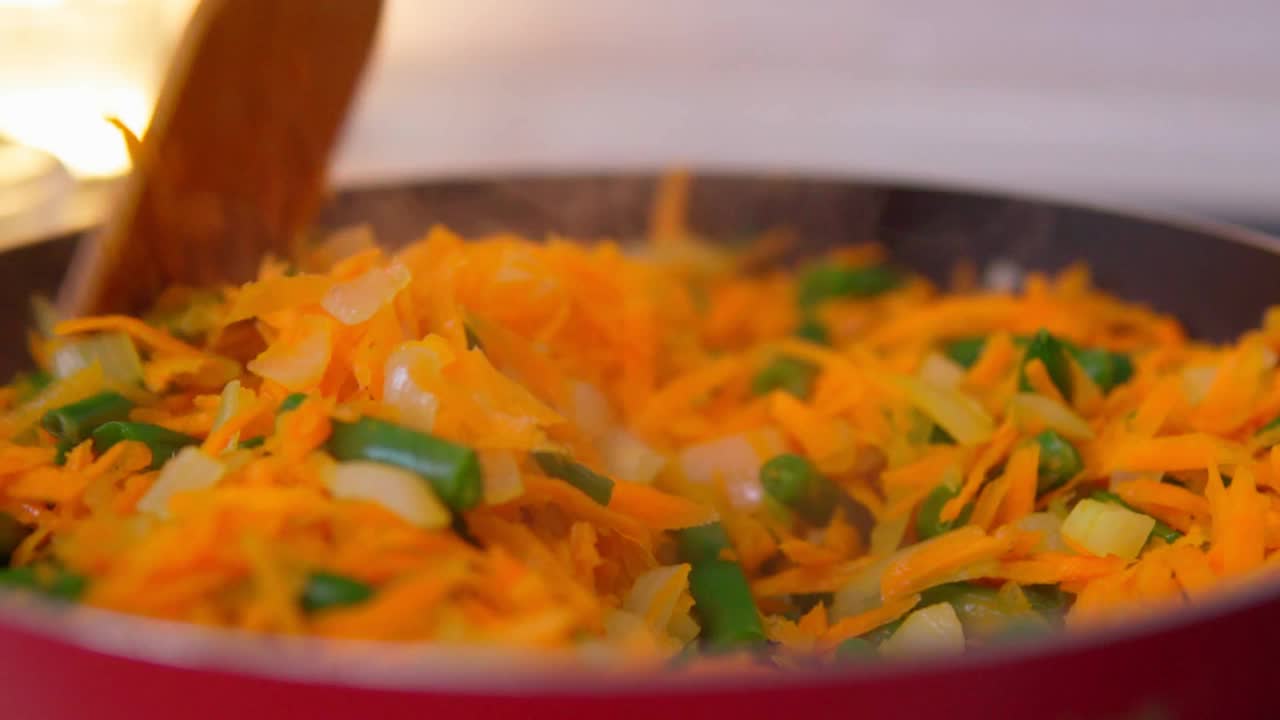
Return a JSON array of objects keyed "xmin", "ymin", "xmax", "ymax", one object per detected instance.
[{"xmin": 0, "ymin": 172, "xmax": 1278, "ymax": 667}]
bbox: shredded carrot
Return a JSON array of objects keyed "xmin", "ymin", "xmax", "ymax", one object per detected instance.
[
  {"xmin": 821, "ymin": 593, "xmax": 921, "ymax": 647},
  {"xmin": 941, "ymin": 420, "xmax": 1018, "ymax": 521},
  {"xmin": 55, "ymin": 315, "xmax": 205, "ymax": 356},
  {"xmin": 881, "ymin": 526, "xmax": 1010, "ymax": 601}
]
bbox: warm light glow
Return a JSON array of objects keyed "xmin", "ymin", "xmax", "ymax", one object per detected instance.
[{"xmin": 0, "ymin": 84, "xmax": 151, "ymax": 177}]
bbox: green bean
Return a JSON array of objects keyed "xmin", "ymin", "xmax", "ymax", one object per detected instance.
[
  {"xmin": 797, "ymin": 264, "xmax": 902, "ymax": 307},
  {"xmin": 328, "ymin": 417, "xmax": 483, "ymax": 511},
  {"xmin": 1070, "ymin": 348, "xmax": 1135, "ymax": 394},
  {"xmin": 676, "ymin": 522, "xmax": 732, "ymax": 563},
  {"xmin": 531, "ymin": 451, "xmax": 614, "ymax": 505},
  {"xmin": 0, "ymin": 566, "xmax": 87, "ymax": 601},
  {"xmin": 688, "ymin": 559, "xmax": 767, "ymax": 648},
  {"xmin": 278, "ymin": 392, "xmax": 308, "ymax": 413},
  {"xmin": 943, "ymin": 337, "xmax": 987, "ymax": 369},
  {"xmin": 1019, "ymin": 329, "xmax": 1074, "ymax": 400},
  {"xmin": 47, "ymin": 571, "xmax": 87, "ymax": 602},
  {"xmin": 1033, "ymin": 430, "xmax": 1082, "ymax": 494},
  {"xmin": 238, "ymin": 436, "xmax": 266, "ymax": 449},
  {"xmin": 860, "ymin": 617, "xmax": 904, "ymax": 647},
  {"xmin": 41, "ymin": 391, "xmax": 134, "ymax": 444},
  {"xmin": 300, "ymin": 571, "xmax": 373, "ymax": 612},
  {"xmin": 1090, "ymin": 490, "xmax": 1182, "ymax": 543},
  {"xmin": 794, "ymin": 317, "xmax": 830, "ymax": 345},
  {"xmin": 759, "ymin": 453, "xmax": 841, "ymax": 524},
  {"xmin": 1022, "ymin": 584, "xmax": 1070, "ymax": 629},
  {"xmin": 916, "ymin": 482, "xmax": 971, "ymax": 539},
  {"xmin": 751, "ymin": 355, "xmax": 819, "ymax": 399},
  {"xmin": 0, "ymin": 512, "xmax": 31, "ymax": 566},
  {"xmin": 928, "ymin": 424, "xmax": 956, "ymax": 445},
  {"xmin": 91, "ymin": 422, "xmax": 198, "ymax": 470},
  {"xmin": 0, "ymin": 566, "xmax": 37, "ymax": 590}
]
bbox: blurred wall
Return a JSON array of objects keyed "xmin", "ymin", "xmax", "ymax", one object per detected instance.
[{"xmin": 334, "ymin": 0, "xmax": 1280, "ymax": 222}]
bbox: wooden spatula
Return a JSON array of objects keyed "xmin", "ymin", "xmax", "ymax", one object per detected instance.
[{"xmin": 57, "ymin": 0, "xmax": 382, "ymax": 317}]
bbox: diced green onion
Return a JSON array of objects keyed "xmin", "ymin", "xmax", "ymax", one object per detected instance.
[
  {"xmin": 0, "ymin": 512, "xmax": 31, "ymax": 566},
  {"xmin": 794, "ymin": 317, "xmax": 830, "ymax": 345},
  {"xmin": 943, "ymin": 337, "xmax": 987, "ymax": 369},
  {"xmin": 531, "ymin": 451, "xmax": 614, "ymax": 505},
  {"xmin": 327, "ymin": 417, "xmax": 483, "ymax": 511},
  {"xmin": 300, "ymin": 571, "xmax": 373, "ymax": 612},
  {"xmin": 1090, "ymin": 490, "xmax": 1182, "ymax": 543},
  {"xmin": 1033, "ymin": 430, "xmax": 1083, "ymax": 494},
  {"xmin": 916, "ymin": 481, "xmax": 971, "ymax": 539},
  {"xmin": 41, "ymin": 391, "xmax": 134, "ymax": 444},
  {"xmin": 676, "ymin": 522, "xmax": 732, "ymax": 563},
  {"xmin": 91, "ymin": 422, "xmax": 199, "ymax": 470},
  {"xmin": 798, "ymin": 264, "xmax": 902, "ymax": 307},
  {"xmin": 687, "ymin": 559, "xmax": 767, "ymax": 648},
  {"xmin": 834, "ymin": 637, "xmax": 877, "ymax": 661},
  {"xmin": 278, "ymin": 392, "xmax": 308, "ymax": 413},
  {"xmin": 1019, "ymin": 329, "xmax": 1073, "ymax": 400},
  {"xmin": 751, "ymin": 355, "xmax": 819, "ymax": 399}
]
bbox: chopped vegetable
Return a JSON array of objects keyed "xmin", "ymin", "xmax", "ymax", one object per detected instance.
[
  {"xmin": 943, "ymin": 337, "xmax": 987, "ymax": 369},
  {"xmin": 278, "ymin": 393, "xmax": 308, "ymax": 413},
  {"xmin": 0, "ymin": 512, "xmax": 30, "ymax": 566},
  {"xmin": 136, "ymin": 446, "xmax": 225, "ymax": 518},
  {"xmin": 834, "ymin": 637, "xmax": 877, "ymax": 661},
  {"xmin": 531, "ymin": 451, "xmax": 615, "ymax": 506},
  {"xmin": 916, "ymin": 480, "xmax": 972, "ymax": 539},
  {"xmin": 328, "ymin": 417, "xmax": 483, "ymax": 511},
  {"xmin": 1090, "ymin": 490, "xmax": 1182, "ymax": 544},
  {"xmin": 676, "ymin": 522, "xmax": 732, "ymax": 563},
  {"xmin": 879, "ymin": 602, "xmax": 965, "ymax": 658},
  {"xmin": 1033, "ymin": 430, "xmax": 1082, "ymax": 493},
  {"xmin": 41, "ymin": 391, "xmax": 133, "ymax": 444},
  {"xmin": 759, "ymin": 453, "xmax": 840, "ymax": 524},
  {"xmin": 1019, "ymin": 329, "xmax": 1073, "ymax": 400},
  {"xmin": 688, "ymin": 559, "xmax": 766, "ymax": 648},
  {"xmin": 301, "ymin": 571, "xmax": 374, "ymax": 612},
  {"xmin": 328, "ymin": 460, "xmax": 451, "ymax": 529},
  {"xmin": 798, "ymin": 264, "xmax": 902, "ymax": 306},
  {"xmin": 1061, "ymin": 498, "xmax": 1155, "ymax": 561},
  {"xmin": 794, "ymin": 316, "xmax": 829, "ymax": 345},
  {"xmin": 751, "ymin": 355, "xmax": 819, "ymax": 399},
  {"xmin": 50, "ymin": 332, "xmax": 143, "ymax": 387},
  {"xmin": 92, "ymin": 421, "xmax": 199, "ymax": 470}
]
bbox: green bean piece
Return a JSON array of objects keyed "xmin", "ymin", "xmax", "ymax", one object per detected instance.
[
  {"xmin": 531, "ymin": 451, "xmax": 615, "ymax": 506},
  {"xmin": 300, "ymin": 571, "xmax": 374, "ymax": 612},
  {"xmin": 12, "ymin": 370, "xmax": 52, "ymax": 403},
  {"xmin": 759, "ymin": 453, "xmax": 841, "ymax": 524},
  {"xmin": 751, "ymin": 355, "xmax": 819, "ymax": 399},
  {"xmin": 238, "ymin": 436, "xmax": 266, "ymax": 449},
  {"xmin": 1090, "ymin": 490, "xmax": 1182, "ymax": 543},
  {"xmin": 676, "ymin": 522, "xmax": 733, "ymax": 563},
  {"xmin": 1022, "ymin": 584, "xmax": 1071, "ymax": 629},
  {"xmin": 1033, "ymin": 430, "xmax": 1083, "ymax": 494},
  {"xmin": 688, "ymin": 559, "xmax": 767, "ymax": 648},
  {"xmin": 464, "ymin": 324, "xmax": 484, "ymax": 351},
  {"xmin": 1110, "ymin": 353, "xmax": 1134, "ymax": 387},
  {"xmin": 834, "ymin": 637, "xmax": 877, "ymax": 662},
  {"xmin": 1019, "ymin": 329, "xmax": 1074, "ymax": 400},
  {"xmin": 278, "ymin": 393, "xmax": 308, "ymax": 413},
  {"xmin": 760, "ymin": 453, "xmax": 817, "ymax": 507},
  {"xmin": 47, "ymin": 571, "xmax": 87, "ymax": 602},
  {"xmin": 328, "ymin": 417, "xmax": 483, "ymax": 511},
  {"xmin": 0, "ymin": 512, "xmax": 31, "ymax": 566},
  {"xmin": 91, "ymin": 422, "xmax": 199, "ymax": 470},
  {"xmin": 943, "ymin": 337, "xmax": 987, "ymax": 369},
  {"xmin": 41, "ymin": 391, "xmax": 134, "ymax": 444},
  {"xmin": 1069, "ymin": 348, "xmax": 1135, "ymax": 395},
  {"xmin": 797, "ymin": 264, "xmax": 902, "ymax": 307},
  {"xmin": 794, "ymin": 316, "xmax": 830, "ymax": 345},
  {"xmin": 916, "ymin": 482, "xmax": 972, "ymax": 539},
  {"xmin": 0, "ymin": 566, "xmax": 37, "ymax": 590},
  {"xmin": 54, "ymin": 438, "xmax": 75, "ymax": 466}
]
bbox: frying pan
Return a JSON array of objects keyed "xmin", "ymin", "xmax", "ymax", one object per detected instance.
[{"xmin": 0, "ymin": 175, "xmax": 1276, "ymax": 720}]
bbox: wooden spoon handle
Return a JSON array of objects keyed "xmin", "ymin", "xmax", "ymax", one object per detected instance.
[{"xmin": 58, "ymin": 0, "xmax": 382, "ymax": 317}]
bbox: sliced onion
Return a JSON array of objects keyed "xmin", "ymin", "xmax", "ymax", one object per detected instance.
[
  {"xmin": 895, "ymin": 375, "xmax": 994, "ymax": 446},
  {"xmin": 51, "ymin": 332, "xmax": 143, "ymax": 387},
  {"xmin": 1182, "ymin": 366, "xmax": 1217, "ymax": 406},
  {"xmin": 917, "ymin": 352, "xmax": 966, "ymax": 389},
  {"xmin": 137, "ymin": 447, "xmax": 225, "ymax": 519},
  {"xmin": 601, "ymin": 428, "xmax": 667, "ymax": 484},
  {"xmin": 478, "ymin": 449, "xmax": 523, "ymax": 504},
  {"xmin": 1009, "ymin": 392, "xmax": 1094, "ymax": 440},
  {"xmin": 1060, "ymin": 498, "xmax": 1154, "ymax": 561},
  {"xmin": 247, "ymin": 315, "xmax": 333, "ymax": 391},
  {"xmin": 879, "ymin": 602, "xmax": 966, "ymax": 659},
  {"xmin": 328, "ymin": 460, "xmax": 450, "ymax": 529},
  {"xmin": 212, "ymin": 380, "xmax": 256, "ymax": 431},
  {"xmin": 623, "ymin": 564, "xmax": 691, "ymax": 635},
  {"xmin": 382, "ymin": 341, "xmax": 451, "ymax": 432},
  {"xmin": 322, "ymin": 262, "xmax": 412, "ymax": 326},
  {"xmin": 678, "ymin": 430, "xmax": 782, "ymax": 508},
  {"xmin": 831, "ymin": 556, "xmax": 893, "ymax": 620}
]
